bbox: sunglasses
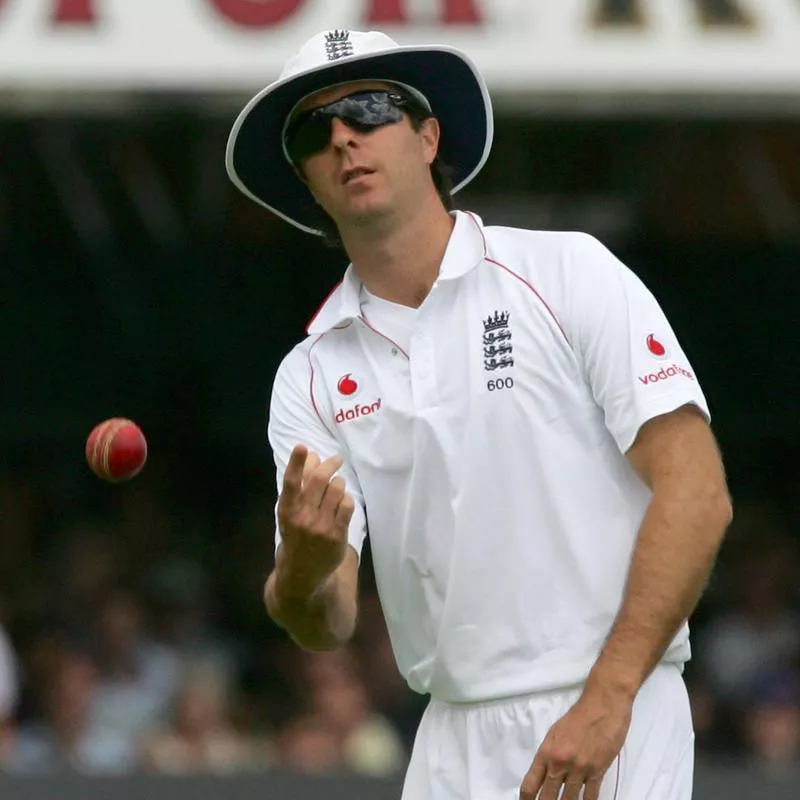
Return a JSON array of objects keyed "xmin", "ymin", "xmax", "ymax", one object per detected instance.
[{"xmin": 284, "ymin": 90, "xmax": 416, "ymax": 165}]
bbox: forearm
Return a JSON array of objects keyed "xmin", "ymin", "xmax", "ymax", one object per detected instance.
[
  {"xmin": 588, "ymin": 486, "xmax": 731, "ymax": 698},
  {"xmin": 265, "ymin": 546, "xmax": 358, "ymax": 651}
]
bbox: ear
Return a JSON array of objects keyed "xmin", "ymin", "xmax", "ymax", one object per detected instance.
[{"xmin": 419, "ymin": 117, "xmax": 441, "ymax": 166}]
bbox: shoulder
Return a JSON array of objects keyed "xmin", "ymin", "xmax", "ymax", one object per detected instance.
[
  {"xmin": 271, "ymin": 337, "xmax": 316, "ymax": 404},
  {"xmin": 483, "ymin": 224, "xmax": 605, "ymax": 259},
  {"xmin": 478, "ymin": 224, "xmax": 623, "ymax": 309},
  {"xmin": 274, "ymin": 323, "xmax": 357, "ymax": 389},
  {"xmin": 480, "ymin": 225, "xmax": 618, "ymax": 284}
]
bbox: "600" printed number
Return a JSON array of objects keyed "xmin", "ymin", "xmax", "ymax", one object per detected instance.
[{"xmin": 487, "ymin": 377, "xmax": 514, "ymax": 391}]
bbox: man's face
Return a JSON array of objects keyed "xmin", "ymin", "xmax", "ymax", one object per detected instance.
[{"xmin": 290, "ymin": 80, "xmax": 440, "ymax": 231}]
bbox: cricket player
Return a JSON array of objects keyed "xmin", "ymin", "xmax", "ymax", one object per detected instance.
[{"xmin": 226, "ymin": 29, "xmax": 733, "ymax": 800}]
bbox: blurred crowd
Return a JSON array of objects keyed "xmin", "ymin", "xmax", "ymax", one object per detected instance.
[
  {"xmin": 0, "ymin": 446, "xmax": 424, "ymax": 778},
  {"xmin": 0, "ymin": 446, "xmax": 798, "ymax": 779},
  {"xmin": 684, "ymin": 500, "xmax": 800, "ymax": 778}
]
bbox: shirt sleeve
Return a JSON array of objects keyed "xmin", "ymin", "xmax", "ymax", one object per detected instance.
[
  {"xmin": 566, "ymin": 233, "xmax": 710, "ymax": 454},
  {"xmin": 267, "ymin": 344, "xmax": 368, "ymax": 557}
]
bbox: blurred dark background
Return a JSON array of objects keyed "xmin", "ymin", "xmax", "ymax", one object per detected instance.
[{"xmin": 1, "ymin": 104, "xmax": 799, "ymax": 787}]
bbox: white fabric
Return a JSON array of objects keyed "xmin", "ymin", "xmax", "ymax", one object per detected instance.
[
  {"xmin": 359, "ymin": 285, "xmax": 419, "ymax": 355},
  {"xmin": 268, "ymin": 210, "xmax": 710, "ymax": 703},
  {"xmin": 402, "ymin": 663, "xmax": 694, "ymax": 800}
]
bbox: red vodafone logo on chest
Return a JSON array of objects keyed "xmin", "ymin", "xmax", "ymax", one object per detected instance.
[
  {"xmin": 334, "ymin": 373, "xmax": 381, "ymax": 424},
  {"xmin": 335, "ymin": 399, "xmax": 382, "ymax": 424},
  {"xmin": 337, "ymin": 373, "xmax": 360, "ymax": 398}
]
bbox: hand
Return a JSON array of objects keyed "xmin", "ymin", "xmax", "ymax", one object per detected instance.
[
  {"xmin": 276, "ymin": 444, "xmax": 354, "ymax": 590},
  {"xmin": 519, "ymin": 682, "xmax": 633, "ymax": 800}
]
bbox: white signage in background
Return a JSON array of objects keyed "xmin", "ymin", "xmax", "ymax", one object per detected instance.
[{"xmin": 0, "ymin": 0, "xmax": 799, "ymax": 98}]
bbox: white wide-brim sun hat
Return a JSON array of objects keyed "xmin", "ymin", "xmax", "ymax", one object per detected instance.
[{"xmin": 225, "ymin": 29, "xmax": 494, "ymax": 236}]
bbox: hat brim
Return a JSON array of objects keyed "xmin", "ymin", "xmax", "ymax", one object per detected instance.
[{"xmin": 225, "ymin": 45, "xmax": 493, "ymax": 235}]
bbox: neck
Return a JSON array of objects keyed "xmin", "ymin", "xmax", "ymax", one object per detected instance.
[{"xmin": 340, "ymin": 195, "xmax": 455, "ymax": 308}]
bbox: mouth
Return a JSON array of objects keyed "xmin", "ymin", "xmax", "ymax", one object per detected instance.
[{"xmin": 342, "ymin": 167, "xmax": 375, "ymax": 185}]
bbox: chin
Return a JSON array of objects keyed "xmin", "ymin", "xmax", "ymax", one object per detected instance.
[{"xmin": 341, "ymin": 199, "xmax": 394, "ymax": 228}]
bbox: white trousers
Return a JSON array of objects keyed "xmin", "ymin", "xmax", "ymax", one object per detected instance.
[{"xmin": 401, "ymin": 663, "xmax": 695, "ymax": 800}]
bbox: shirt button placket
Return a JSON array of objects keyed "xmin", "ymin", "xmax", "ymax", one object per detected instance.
[{"xmin": 413, "ymin": 321, "xmax": 436, "ymax": 406}]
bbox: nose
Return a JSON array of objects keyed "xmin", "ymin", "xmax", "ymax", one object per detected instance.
[{"xmin": 328, "ymin": 116, "xmax": 358, "ymax": 150}]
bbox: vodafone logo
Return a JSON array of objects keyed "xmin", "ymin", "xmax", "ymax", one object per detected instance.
[
  {"xmin": 337, "ymin": 373, "xmax": 360, "ymax": 398},
  {"xmin": 335, "ymin": 399, "xmax": 382, "ymax": 424},
  {"xmin": 334, "ymin": 373, "xmax": 381, "ymax": 424},
  {"xmin": 646, "ymin": 333, "xmax": 669, "ymax": 360},
  {"xmin": 638, "ymin": 363, "xmax": 695, "ymax": 386}
]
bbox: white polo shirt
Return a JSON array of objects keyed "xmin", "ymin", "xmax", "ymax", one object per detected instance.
[{"xmin": 268, "ymin": 210, "xmax": 710, "ymax": 703}]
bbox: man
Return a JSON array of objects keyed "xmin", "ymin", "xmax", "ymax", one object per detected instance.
[{"xmin": 226, "ymin": 29, "xmax": 733, "ymax": 800}]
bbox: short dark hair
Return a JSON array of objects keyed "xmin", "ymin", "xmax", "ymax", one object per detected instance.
[{"xmin": 301, "ymin": 102, "xmax": 455, "ymax": 249}]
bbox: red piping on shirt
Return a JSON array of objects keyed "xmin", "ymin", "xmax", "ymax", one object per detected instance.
[
  {"xmin": 306, "ymin": 278, "xmax": 344, "ymax": 333},
  {"xmin": 358, "ymin": 315, "xmax": 409, "ymax": 360},
  {"xmin": 307, "ymin": 333, "xmax": 337, "ymax": 439},
  {"xmin": 465, "ymin": 211, "xmax": 572, "ymax": 348}
]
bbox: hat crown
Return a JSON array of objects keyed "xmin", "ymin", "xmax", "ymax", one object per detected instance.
[{"xmin": 279, "ymin": 30, "xmax": 400, "ymax": 80}]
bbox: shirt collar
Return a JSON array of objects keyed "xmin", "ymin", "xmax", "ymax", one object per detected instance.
[{"xmin": 306, "ymin": 210, "xmax": 488, "ymax": 335}]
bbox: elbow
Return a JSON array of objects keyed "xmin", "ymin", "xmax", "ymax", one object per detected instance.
[
  {"xmin": 715, "ymin": 484, "xmax": 734, "ymax": 528},
  {"xmin": 707, "ymin": 485, "xmax": 733, "ymax": 545},
  {"xmin": 720, "ymin": 492, "xmax": 734, "ymax": 529}
]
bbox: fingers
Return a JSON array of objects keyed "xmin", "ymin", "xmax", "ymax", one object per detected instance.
[
  {"xmin": 279, "ymin": 446, "xmax": 351, "ymax": 536},
  {"xmin": 519, "ymin": 759, "xmax": 545, "ymax": 800},
  {"xmin": 521, "ymin": 760, "xmax": 600, "ymax": 800},
  {"xmin": 520, "ymin": 744, "xmax": 577, "ymax": 800},
  {"xmin": 318, "ymin": 475, "xmax": 346, "ymax": 522},
  {"xmin": 583, "ymin": 777, "xmax": 603, "ymax": 800},
  {"xmin": 533, "ymin": 776, "xmax": 565, "ymax": 800},
  {"xmin": 301, "ymin": 450, "xmax": 321, "ymax": 481},
  {"xmin": 280, "ymin": 444, "xmax": 309, "ymax": 504},
  {"xmin": 521, "ymin": 772, "xmax": 573, "ymax": 800},
  {"xmin": 315, "ymin": 474, "xmax": 355, "ymax": 537},
  {"xmin": 334, "ymin": 490, "xmax": 355, "ymax": 530},
  {"xmin": 562, "ymin": 776, "xmax": 587, "ymax": 800},
  {"xmin": 303, "ymin": 453, "xmax": 344, "ymax": 510}
]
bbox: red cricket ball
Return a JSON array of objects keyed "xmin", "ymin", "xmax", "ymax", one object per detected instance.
[{"xmin": 85, "ymin": 418, "xmax": 148, "ymax": 482}]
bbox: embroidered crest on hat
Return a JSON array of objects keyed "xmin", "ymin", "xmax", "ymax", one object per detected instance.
[{"xmin": 325, "ymin": 29, "xmax": 354, "ymax": 61}]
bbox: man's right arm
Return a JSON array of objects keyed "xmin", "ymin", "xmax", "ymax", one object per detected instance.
[
  {"xmin": 265, "ymin": 545, "xmax": 359, "ymax": 651},
  {"xmin": 264, "ymin": 445, "xmax": 359, "ymax": 651}
]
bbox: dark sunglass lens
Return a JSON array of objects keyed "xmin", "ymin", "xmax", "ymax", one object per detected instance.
[
  {"xmin": 285, "ymin": 92, "xmax": 409, "ymax": 163},
  {"xmin": 286, "ymin": 114, "xmax": 331, "ymax": 162}
]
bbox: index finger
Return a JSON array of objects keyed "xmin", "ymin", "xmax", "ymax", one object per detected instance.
[
  {"xmin": 520, "ymin": 756, "xmax": 547, "ymax": 800},
  {"xmin": 281, "ymin": 444, "xmax": 310, "ymax": 502}
]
